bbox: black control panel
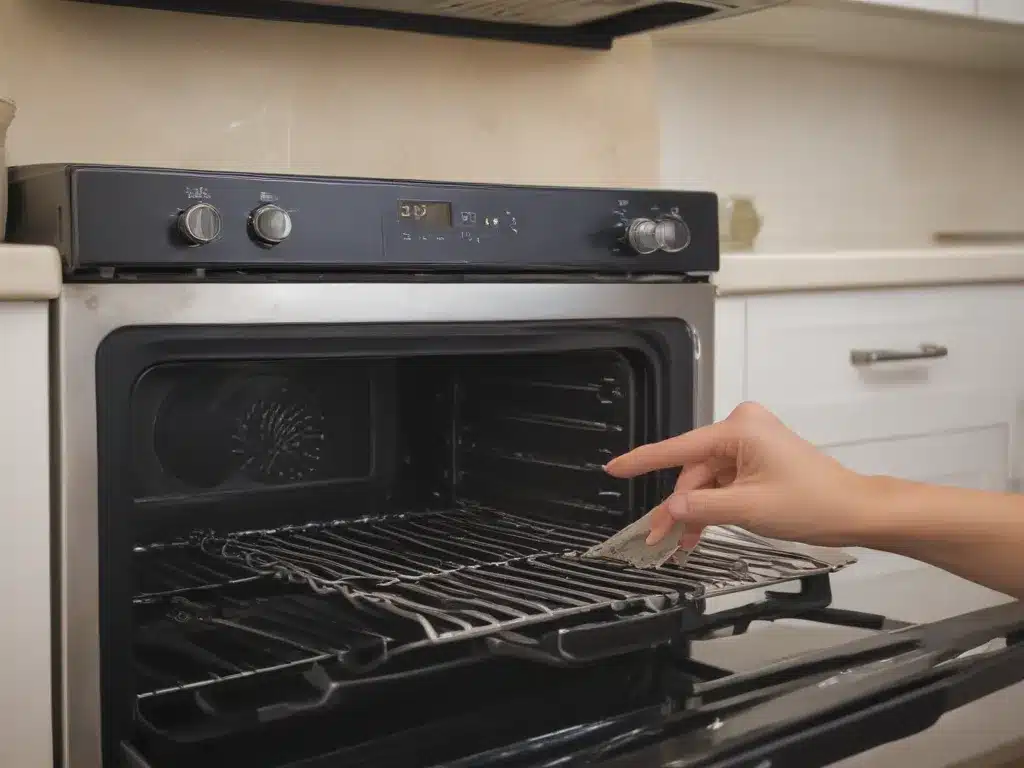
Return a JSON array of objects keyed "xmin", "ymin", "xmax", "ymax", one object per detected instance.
[{"xmin": 6, "ymin": 164, "xmax": 719, "ymax": 276}]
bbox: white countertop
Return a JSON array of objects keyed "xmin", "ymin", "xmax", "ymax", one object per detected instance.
[
  {"xmin": 0, "ymin": 245, "xmax": 62, "ymax": 300},
  {"xmin": 714, "ymin": 245, "xmax": 1024, "ymax": 296}
]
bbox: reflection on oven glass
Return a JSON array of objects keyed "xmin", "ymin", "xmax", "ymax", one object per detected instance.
[
  {"xmin": 232, "ymin": 384, "xmax": 326, "ymax": 484},
  {"xmin": 143, "ymin": 362, "xmax": 373, "ymax": 497},
  {"xmin": 152, "ymin": 374, "xmax": 240, "ymax": 489}
]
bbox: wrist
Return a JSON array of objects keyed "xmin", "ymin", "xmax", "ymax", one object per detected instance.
[{"xmin": 837, "ymin": 472, "xmax": 908, "ymax": 549}]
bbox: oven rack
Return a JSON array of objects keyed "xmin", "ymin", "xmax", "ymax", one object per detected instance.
[
  {"xmin": 134, "ymin": 544, "xmax": 264, "ymax": 600},
  {"xmin": 203, "ymin": 506, "xmax": 848, "ymax": 598},
  {"xmin": 133, "ymin": 507, "xmax": 856, "ymax": 703}
]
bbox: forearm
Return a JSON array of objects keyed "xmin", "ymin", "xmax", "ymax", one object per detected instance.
[{"xmin": 852, "ymin": 475, "xmax": 1024, "ymax": 599}]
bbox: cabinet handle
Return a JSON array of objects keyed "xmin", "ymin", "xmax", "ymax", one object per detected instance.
[{"xmin": 849, "ymin": 343, "xmax": 948, "ymax": 367}]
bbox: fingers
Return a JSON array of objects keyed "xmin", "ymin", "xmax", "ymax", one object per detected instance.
[
  {"xmin": 644, "ymin": 463, "xmax": 714, "ymax": 546},
  {"xmin": 605, "ymin": 421, "xmax": 734, "ymax": 479},
  {"xmin": 674, "ymin": 462, "xmax": 715, "ymax": 493},
  {"xmin": 645, "ymin": 500, "xmax": 708, "ymax": 547},
  {"xmin": 666, "ymin": 485, "xmax": 751, "ymax": 528},
  {"xmin": 678, "ymin": 528, "xmax": 704, "ymax": 550},
  {"xmin": 644, "ymin": 501, "xmax": 676, "ymax": 545}
]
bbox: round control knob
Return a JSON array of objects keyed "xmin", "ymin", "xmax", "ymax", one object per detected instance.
[
  {"xmin": 250, "ymin": 204, "xmax": 293, "ymax": 245},
  {"xmin": 177, "ymin": 203, "xmax": 223, "ymax": 245},
  {"xmin": 625, "ymin": 217, "xmax": 660, "ymax": 255},
  {"xmin": 654, "ymin": 215, "xmax": 691, "ymax": 253}
]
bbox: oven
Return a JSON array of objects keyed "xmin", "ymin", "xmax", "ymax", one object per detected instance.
[{"xmin": 9, "ymin": 163, "xmax": 1024, "ymax": 768}]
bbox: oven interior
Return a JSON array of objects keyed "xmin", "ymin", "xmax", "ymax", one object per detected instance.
[{"xmin": 99, "ymin": 324, "xmax": 845, "ymax": 767}]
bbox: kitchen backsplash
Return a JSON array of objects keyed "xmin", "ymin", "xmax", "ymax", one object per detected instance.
[
  {"xmin": 658, "ymin": 43, "xmax": 1024, "ymax": 251},
  {"xmin": 0, "ymin": 0, "xmax": 658, "ymax": 187}
]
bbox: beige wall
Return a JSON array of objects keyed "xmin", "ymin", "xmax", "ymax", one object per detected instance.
[
  {"xmin": 658, "ymin": 43, "xmax": 1024, "ymax": 251},
  {"xmin": 0, "ymin": 0, "xmax": 659, "ymax": 187}
]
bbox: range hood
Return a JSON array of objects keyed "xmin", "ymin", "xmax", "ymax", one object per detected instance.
[{"xmin": 67, "ymin": 0, "xmax": 788, "ymax": 48}]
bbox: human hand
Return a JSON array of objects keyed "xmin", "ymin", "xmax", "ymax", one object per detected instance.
[{"xmin": 604, "ymin": 402, "xmax": 869, "ymax": 549}]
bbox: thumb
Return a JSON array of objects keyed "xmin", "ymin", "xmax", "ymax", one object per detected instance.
[{"xmin": 666, "ymin": 486, "xmax": 752, "ymax": 528}]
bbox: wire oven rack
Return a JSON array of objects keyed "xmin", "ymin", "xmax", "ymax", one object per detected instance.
[
  {"xmin": 133, "ymin": 506, "xmax": 856, "ymax": 704},
  {"xmin": 200, "ymin": 506, "xmax": 853, "ymax": 601}
]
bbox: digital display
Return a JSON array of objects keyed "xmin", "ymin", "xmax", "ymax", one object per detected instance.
[{"xmin": 398, "ymin": 200, "xmax": 452, "ymax": 229}]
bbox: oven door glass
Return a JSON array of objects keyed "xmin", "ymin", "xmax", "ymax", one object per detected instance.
[{"xmin": 96, "ymin": 320, "xmax": 698, "ymax": 767}]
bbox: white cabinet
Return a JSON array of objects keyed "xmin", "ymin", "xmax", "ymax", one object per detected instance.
[
  {"xmin": 845, "ymin": 0, "xmax": 975, "ymax": 16},
  {"xmin": 826, "ymin": 425, "xmax": 1009, "ymax": 493},
  {"xmin": 0, "ymin": 302, "xmax": 53, "ymax": 768},
  {"xmin": 655, "ymin": 0, "xmax": 1024, "ymax": 72},
  {"xmin": 977, "ymin": 0, "xmax": 1024, "ymax": 24},
  {"xmin": 853, "ymin": 0, "xmax": 1024, "ymax": 24},
  {"xmin": 717, "ymin": 286, "xmax": 1022, "ymax": 448},
  {"xmin": 743, "ymin": 285, "xmax": 1021, "ymax": 447},
  {"xmin": 856, "ymin": 0, "xmax": 974, "ymax": 14},
  {"xmin": 713, "ymin": 299, "xmax": 746, "ymax": 424}
]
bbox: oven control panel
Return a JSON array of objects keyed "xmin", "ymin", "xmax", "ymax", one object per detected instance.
[{"xmin": 7, "ymin": 164, "xmax": 719, "ymax": 275}]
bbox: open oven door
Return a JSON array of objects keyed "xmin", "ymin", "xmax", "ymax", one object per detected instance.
[
  {"xmin": 457, "ymin": 600, "xmax": 1024, "ymax": 768},
  {"xmin": 120, "ymin": 595, "xmax": 1024, "ymax": 767}
]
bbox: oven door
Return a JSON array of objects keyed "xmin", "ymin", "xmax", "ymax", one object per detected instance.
[{"xmin": 53, "ymin": 280, "xmax": 714, "ymax": 768}]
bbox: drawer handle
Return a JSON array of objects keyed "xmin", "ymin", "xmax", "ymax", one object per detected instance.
[{"xmin": 850, "ymin": 343, "xmax": 948, "ymax": 366}]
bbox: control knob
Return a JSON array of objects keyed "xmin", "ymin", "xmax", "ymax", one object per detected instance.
[
  {"xmin": 624, "ymin": 215, "xmax": 691, "ymax": 255},
  {"xmin": 177, "ymin": 203, "xmax": 222, "ymax": 245},
  {"xmin": 250, "ymin": 204, "xmax": 293, "ymax": 245},
  {"xmin": 654, "ymin": 214, "xmax": 691, "ymax": 254},
  {"xmin": 625, "ymin": 218, "xmax": 660, "ymax": 255}
]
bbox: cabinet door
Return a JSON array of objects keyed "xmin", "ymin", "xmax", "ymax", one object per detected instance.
[
  {"xmin": 744, "ymin": 286, "xmax": 1022, "ymax": 446},
  {"xmin": 826, "ymin": 422, "xmax": 1009, "ymax": 491},
  {"xmin": 977, "ymin": 0, "xmax": 1024, "ymax": 23},
  {"xmin": 846, "ymin": 0, "xmax": 975, "ymax": 16}
]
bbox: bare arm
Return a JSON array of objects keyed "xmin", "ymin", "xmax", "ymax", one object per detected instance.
[
  {"xmin": 856, "ymin": 476, "xmax": 1024, "ymax": 599},
  {"xmin": 606, "ymin": 402, "xmax": 1024, "ymax": 599}
]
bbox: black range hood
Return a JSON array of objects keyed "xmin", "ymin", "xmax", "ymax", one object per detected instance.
[{"xmin": 65, "ymin": 0, "xmax": 786, "ymax": 49}]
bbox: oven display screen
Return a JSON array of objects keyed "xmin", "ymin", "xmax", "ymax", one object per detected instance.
[{"xmin": 398, "ymin": 200, "xmax": 452, "ymax": 229}]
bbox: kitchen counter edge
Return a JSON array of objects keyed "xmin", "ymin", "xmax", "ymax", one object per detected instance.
[
  {"xmin": 0, "ymin": 245, "xmax": 61, "ymax": 300},
  {"xmin": 714, "ymin": 246, "xmax": 1024, "ymax": 296}
]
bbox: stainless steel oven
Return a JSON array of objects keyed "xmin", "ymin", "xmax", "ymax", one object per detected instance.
[
  {"xmin": 9, "ymin": 164, "xmax": 1024, "ymax": 768},
  {"xmin": 63, "ymin": 278, "xmax": 718, "ymax": 767}
]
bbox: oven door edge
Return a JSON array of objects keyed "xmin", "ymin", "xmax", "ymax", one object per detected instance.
[{"xmin": 52, "ymin": 280, "xmax": 715, "ymax": 768}]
